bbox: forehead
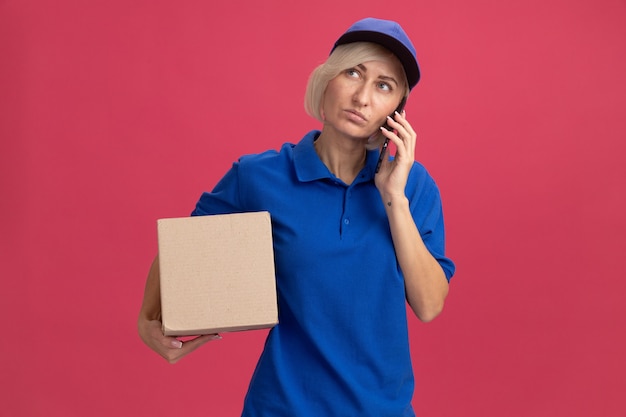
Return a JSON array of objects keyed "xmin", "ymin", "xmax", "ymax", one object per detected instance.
[
  {"xmin": 354, "ymin": 58, "xmax": 406, "ymax": 91},
  {"xmin": 358, "ymin": 58, "xmax": 404, "ymax": 78}
]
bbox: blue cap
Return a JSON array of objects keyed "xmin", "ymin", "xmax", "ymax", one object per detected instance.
[{"xmin": 332, "ymin": 17, "xmax": 421, "ymax": 89}]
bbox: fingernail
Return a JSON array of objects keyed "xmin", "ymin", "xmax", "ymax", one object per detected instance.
[
  {"xmin": 171, "ymin": 340, "xmax": 183, "ymax": 349},
  {"xmin": 210, "ymin": 334, "xmax": 222, "ymax": 341}
]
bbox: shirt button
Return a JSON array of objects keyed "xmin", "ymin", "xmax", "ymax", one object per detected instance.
[{"xmin": 344, "ymin": 218, "xmax": 350, "ymax": 225}]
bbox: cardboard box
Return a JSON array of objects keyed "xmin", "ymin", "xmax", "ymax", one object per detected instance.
[{"xmin": 157, "ymin": 211, "xmax": 278, "ymax": 336}]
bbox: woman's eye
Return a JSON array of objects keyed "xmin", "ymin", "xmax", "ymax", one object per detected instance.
[
  {"xmin": 346, "ymin": 69, "xmax": 360, "ymax": 78},
  {"xmin": 378, "ymin": 82, "xmax": 391, "ymax": 91}
]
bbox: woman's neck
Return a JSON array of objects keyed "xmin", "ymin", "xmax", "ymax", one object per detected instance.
[{"xmin": 314, "ymin": 131, "xmax": 367, "ymax": 185}]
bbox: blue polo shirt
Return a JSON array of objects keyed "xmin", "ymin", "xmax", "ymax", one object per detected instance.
[{"xmin": 192, "ymin": 130, "xmax": 455, "ymax": 417}]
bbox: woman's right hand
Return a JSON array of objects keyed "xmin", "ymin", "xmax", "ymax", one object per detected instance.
[
  {"xmin": 137, "ymin": 316, "xmax": 221, "ymax": 364},
  {"xmin": 138, "ymin": 254, "xmax": 222, "ymax": 364}
]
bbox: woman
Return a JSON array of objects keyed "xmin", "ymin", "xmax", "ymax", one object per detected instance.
[{"xmin": 138, "ymin": 17, "xmax": 455, "ymax": 417}]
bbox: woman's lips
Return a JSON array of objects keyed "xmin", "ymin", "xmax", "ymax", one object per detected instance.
[{"xmin": 345, "ymin": 109, "xmax": 368, "ymax": 124}]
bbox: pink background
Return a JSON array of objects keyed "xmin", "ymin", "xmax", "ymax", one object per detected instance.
[{"xmin": 1, "ymin": 1, "xmax": 625, "ymax": 416}]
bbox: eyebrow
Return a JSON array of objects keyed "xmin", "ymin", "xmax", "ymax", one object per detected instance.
[{"xmin": 357, "ymin": 63, "xmax": 399, "ymax": 87}]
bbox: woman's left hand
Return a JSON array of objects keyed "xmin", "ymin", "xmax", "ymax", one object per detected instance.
[{"xmin": 374, "ymin": 110, "xmax": 416, "ymax": 200}]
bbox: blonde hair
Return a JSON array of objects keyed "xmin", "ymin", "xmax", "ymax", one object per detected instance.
[{"xmin": 304, "ymin": 42, "xmax": 409, "ymax": 149}]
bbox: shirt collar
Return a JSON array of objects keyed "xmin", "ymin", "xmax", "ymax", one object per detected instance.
[{"xmin": 293, "ymin": 130, "xmax": 380, "ymax": 184}]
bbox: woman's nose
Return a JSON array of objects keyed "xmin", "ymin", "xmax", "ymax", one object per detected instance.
[{"xmin": 352, "ymin": 85, "xmax": 371, "ymax": 107}]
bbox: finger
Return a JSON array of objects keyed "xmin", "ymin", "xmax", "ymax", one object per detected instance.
[
  {"xmin": 379, "ymin": 124, "xmax": 400, "ymax": 149},
  {"xmin": 162, "ymin": 333, "xmax": 222, "ymax": 349},
  {"xmin": 162, "ymin": 334, "xmax": 221, "ymax": 364},
  {"xmin": 384, "ymin": 114, "xmax": 409, "ymax": 142},
  {"xmin": 181, "ymin": 334, "xmax": 221, "ymax": 352},
  {"xmin": 391, "ymin": 124, "xmax": 416, "ymax": 159},
  {"xmin": 168, "ymin": 337, "xmax": 184, "ymax": 349},
  {"xmin": 385, "ymin": 114, "xmax": 401, "ymax": 130},
  {"xmin": 382, "ymin": 116, "xmax": 403, "ymax": 140},
  {"xmin": 176, "ymin": 334, "xmax": 222, "ymax": 360},
  {"xmin": 391, "ymin": 110, "xmax": 416, "ymax": 138}
]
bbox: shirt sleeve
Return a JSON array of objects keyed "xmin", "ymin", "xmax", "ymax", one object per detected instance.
[
  {"xmin": 191, "ymin": 162, "xmax": 244, "ymax": 216},
  {"xmin": 408, "ymin": 164, "xmax": 456, "ymax": 281}
]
